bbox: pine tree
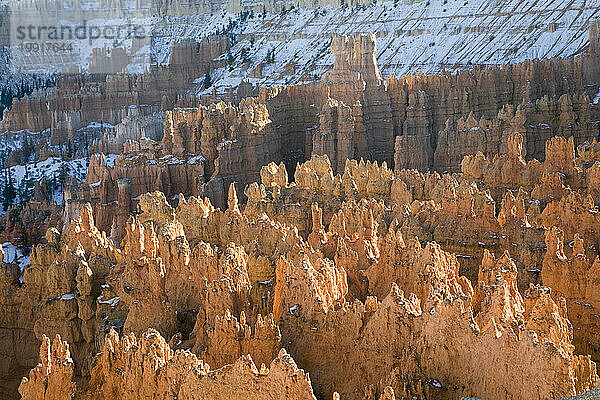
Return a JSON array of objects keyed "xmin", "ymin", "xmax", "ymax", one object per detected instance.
[
  {"xmin": 204, "ymin": 70, "xmax": 212, "ymax": 89},
  {"xmin": 3, "ymin": 169, "xmax": 16, "ymax": 210},
  {"xmin": 266, "ymin": 49, "xmax": 275, "ymax": 64},
  {"xmin": 58, "ymin": 162, "xmax": 69, "ymax": 186},
  {"xmin": 24, "ymin": 136, "xmax": 33, "ymax": 161},
  {"xmin": 241, "ymin": 47, "xmax": 251, "ymax": 64},
  {"xmin": 8, "ymin": 207, "xmax": 20, "ymax": 225},
  {"xmin": 66, "ymin": 141, "xmax": 73, "ymax": 159},
  {"xmin": 20, "ymin": 165, "xmax": 34, "ymax": 206}
]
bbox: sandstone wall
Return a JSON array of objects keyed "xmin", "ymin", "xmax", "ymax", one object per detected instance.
[
  {"xmin": 0, "ymin": 36, "xmax": 229, "ymax": 139},
  {"xmin": 4, "ymin": 23, "xmax": 600, "ymax": 400},
  {"xmin": 11, "ymin": 185, "xmax": 600, "ymax": 400}
]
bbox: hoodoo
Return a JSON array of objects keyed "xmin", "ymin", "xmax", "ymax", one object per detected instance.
[{"xmin": 1, "ymin": 0, "xmax": 600, "ymax": 399}]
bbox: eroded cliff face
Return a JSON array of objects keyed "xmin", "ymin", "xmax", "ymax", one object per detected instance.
[
  {"xmin": 68, "ymin": 151, "xmax": 205, "ymax": 241},
  {"xmin": 0, "ymin": 37, "xmax": 229, "ymax": 136},
  {"xmin": 55, "ymin": 27, "xmax": 600, "ymax": 240},
  {"xmin": 2, "ymin": 18, "xmax": 600, "ymax": 400},
  {"xmin": 243, "ymin": 130, "xmax": 600, "ymax": 369},
  {"xmin": 18, "ymin": 329, "xmax": 316, "ymax": 400},
  {"xmin": 0, "ymin": 204, "xmax": 119, "ymax": 398},
  {"xmin": 6, "ymin": 177, "xmax": 600, "ymax": 400},
  {"xmin": 245, "ymin": 154, "xmax": 545, "ymax": 288}
]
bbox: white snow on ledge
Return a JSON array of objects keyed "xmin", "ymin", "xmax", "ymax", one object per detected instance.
[
  {"xmin": 2, "ymin": 156, "xmax": 89, "ymax": 205},
  {"xmin": 3, "ymin": 0, "xmax": 598, "ymax": 88},
  {"xmin": 593, "ymin": 88, "xmax": 600, "ymax": 105},
  {"xmin": 154, "ymin": 0, "xmax": 599, "ymax": 92},
  {"xmin": 98, "ymin": 295, "xmax": 120, "ymax": 308},
  {"xmin": 2, "ymin": 242, "xmax": 29, "ymax": 283}
]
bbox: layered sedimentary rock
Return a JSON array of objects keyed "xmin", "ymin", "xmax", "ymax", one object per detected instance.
[
  {"xmin": 69, "ymin": 96, "xmax": 282, "ymax": 239},
  {"xmin": 66, "ymin": 152, "xmax": 204, "ymax": 241},
  {"xmin": 321, "ymin": 34, "xmax": 394, "ymax": 166},
  {"xmin": 89, "ymin": 108, "xmax": 165, "ymax": 155},
  {"xmin": 19, "ymin": 329, "xmax": 316, "ymax": 400},
  {"xmin": 0, "ymin": 204, "xmax": 119, "ymax": 398},
  {"xmin": 244, "ymin": 129, "xmax": 600, "ymax": 339},
  {"xmin": 56, "ymin": 26, "xmax": 600, "ymax": 238},
  {"xmin": 543, "ymin": 227, "xmax": 600, "ymax": 360},
  {"xmin": 200, "ymin": 99, "xmax": 282, "ymax": 209},
  {"xmin": 434, "ymin": 93, "xmax": 600, "ymax": 173},
  {"xmin": 3, "ymin": 12, "xmax": 600, "ymax": 400},
  {"xmin": 1, "ymin": 36, "xmax": 229, "ymax": 137},
  {"xmin": 539, "ymin": 190, "xmax": 600, "ymax": 363},
  {"xmin": 311, "ymin": 99, "xmax": 355, "ymax": 173},
  {"xmin": 70, "ymin": 35, "xmax": 385, "ymax": 226},
  {"xmin": 0, "ymin": 200, "xmax": 62, "ymax": 248},
  {"xmin": 9, "ymin": 172, "xmax": 600, "ymax": 400},
  {"xmin": 4, "ymin": 0, "xmax": 597, "ymax": 84},
  {"xmin": 138, "ymin": 28, "xmax": 600, "ymax": 218},
  {"xmin": 245, "ymin": 154, "xmax": 546, "ymax": 288},
  {"xmin": 18, "ymin": 335, "xmax": 74, "ymax": 400},
  {"xmin": 275, "ymin": 235, "xmax": 598, "ymax": 399}
]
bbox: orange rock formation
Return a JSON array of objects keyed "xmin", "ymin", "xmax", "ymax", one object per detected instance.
[
  {"xmin": 3, "ymin": 22, "xmax": 600, "ymax": 400},
  {"xmin": 7, "ymin": 179, "xmax": 600, "ymax": 400}
]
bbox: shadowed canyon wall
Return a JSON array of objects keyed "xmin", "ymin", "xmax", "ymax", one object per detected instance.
[{"xmin": 2, "ymin": 13, "xmax": 600, "ymax": 400}]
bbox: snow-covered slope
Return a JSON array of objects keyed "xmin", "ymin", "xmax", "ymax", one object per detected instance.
[
  {"xmin": 2, "ymin": 156, "xmax": 89, "ymax": 205},
  {"xmin": 2, "ymin": 242, "xmax": 29, "ymax": 283},
  {"xmin": 4, "ymin": 0, "xmax": 598, "ymax": 88},
  {"xmin": 186, "ymin": 0, "xmax": 599, "ymax": 92}
]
